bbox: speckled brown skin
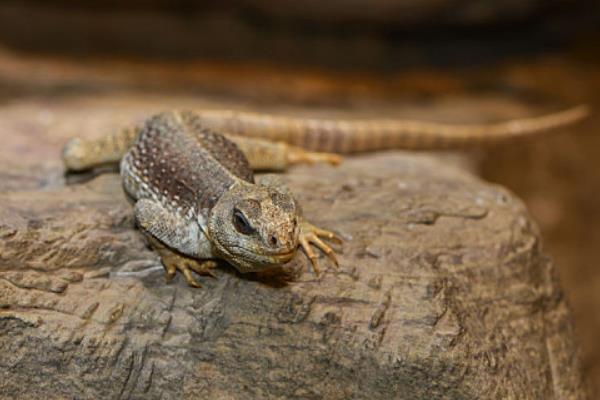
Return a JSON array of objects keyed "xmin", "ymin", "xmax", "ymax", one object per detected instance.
[{"xmin": 65, "ymin": 111, "xmax": 340, "ymax": 287}]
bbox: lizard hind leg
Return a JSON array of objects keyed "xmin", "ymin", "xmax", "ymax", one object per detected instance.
[
  {"xmin": 226, "ymin": 135, "xmax": 342, "ymax": 172},
  {"xmin": 286, "ymin": 146, "xmax": 342, "ymax": 167}
]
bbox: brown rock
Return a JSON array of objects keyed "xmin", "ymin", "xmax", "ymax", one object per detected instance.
[
  {"xmin": 0, "ymin": 46, "xmax": 592, "ymax": 398},
  {"xmin": 0, "ymin": 149, "xmax": 590, "ymax": 399}
]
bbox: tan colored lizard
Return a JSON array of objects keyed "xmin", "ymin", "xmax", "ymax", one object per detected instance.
[{"xmin": 62, "ymin": 105, "xmax": 588, "ymax": 287}]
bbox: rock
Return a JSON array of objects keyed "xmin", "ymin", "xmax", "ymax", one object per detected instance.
[
  {"xmin": 0, "ymin": 146, "xmax": 590, "ymax": 398},
  {"xmin": 0, "ymin": 54, "xmax": 590, "ymax": 398}
]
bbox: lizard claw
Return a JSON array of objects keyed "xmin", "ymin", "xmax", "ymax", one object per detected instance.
[
  {"xmin": 144, "ymin": 234, "xmax": 217, "ymax": 288},
  {"xmin": 162, "ymin": 253, "xmax": 218, "ymax": 288},
  {"xmin": 298, "ymin": 221, "xmax": 342, "ymax": 276}
]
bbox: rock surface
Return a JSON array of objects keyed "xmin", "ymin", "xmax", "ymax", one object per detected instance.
[
  {"xmin": 0, "ymin": 139, "xmax": 589, "ymax": 398},
  {"xmin": 0, "ymin": 45, "xmax": 593, "ymax": 398}
]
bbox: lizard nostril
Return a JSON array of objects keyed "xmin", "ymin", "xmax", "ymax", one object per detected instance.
[{"xmin": 269, "ymin": 234, "xmax": 278, "ymax": 247}]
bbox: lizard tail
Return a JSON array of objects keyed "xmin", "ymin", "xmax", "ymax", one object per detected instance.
[
  {"xmin": 62, "ymin": 126, "xmax": 139, "ymax": 171},
  {"xmin": 195, "ymin": 105, "xmax": 590, "ymax": 153}
]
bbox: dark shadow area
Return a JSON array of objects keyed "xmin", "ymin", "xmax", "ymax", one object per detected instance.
[{"xmin": 0, "ymin": 1, "xmax": 597, "ymax": 69}]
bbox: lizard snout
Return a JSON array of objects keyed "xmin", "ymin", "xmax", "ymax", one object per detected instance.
[
  {"xmin": 267, "ymin": 231, "xmax": 296, "ymax": 252},
  {"xmin": 268, "ymin": 233, "xmax": 279, "ymax": 247}
]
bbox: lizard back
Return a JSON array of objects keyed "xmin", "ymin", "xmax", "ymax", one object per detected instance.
[{"xmin": 121, "ymin": 111, "xmax": 254, "ymax": 218}]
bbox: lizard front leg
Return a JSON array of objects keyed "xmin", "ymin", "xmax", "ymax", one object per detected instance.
[
  {"xmin": 144, "ymin": 234, "xmax": 217, "ymax": 288},
  {"xmin": 135, "ymin": 199, "xmax": 217, "ymax": 287},
  {"xmin": 298, "ymin": 220, "xmax": 342, "ymax": 276}
]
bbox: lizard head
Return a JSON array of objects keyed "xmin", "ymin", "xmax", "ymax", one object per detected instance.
[{"xmin": 208, "ymin": 182, "xmax": 300, "ymax": 272}]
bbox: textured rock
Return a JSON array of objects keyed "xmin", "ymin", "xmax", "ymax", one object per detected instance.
[
  {"xmin": 0, "ymin": 147, "xmax": 589, "ymax": 398},
  {"xmin": 0, "ymin": 45, "xmax": 592, "ymax": 398}
]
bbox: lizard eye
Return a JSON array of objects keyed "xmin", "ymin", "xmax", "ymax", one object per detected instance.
[{"xmin": 233, "ymin": 208, "xmax": 255, "ymax": 235}]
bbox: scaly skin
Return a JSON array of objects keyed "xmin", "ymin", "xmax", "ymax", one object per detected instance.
[
  {"xmin": 72, "ymin": 111, "xmax": 341, "ymax": 287},
  {"xmin": 62, "ymin": 105, "xmax": 589, "ymax": 286}
]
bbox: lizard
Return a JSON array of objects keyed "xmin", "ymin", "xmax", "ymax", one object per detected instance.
[{"xmin": 62, "ymin": 105, "xmax": 589, "ymax": 287}]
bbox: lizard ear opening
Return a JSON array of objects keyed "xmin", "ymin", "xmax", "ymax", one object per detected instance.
[{"xmin": 232, "ymin": 208, "xmax": 255, "ymax": 235}]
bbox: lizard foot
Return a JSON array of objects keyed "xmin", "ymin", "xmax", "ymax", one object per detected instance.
[
  {"xmin": 298, "ymin": 221, "xmax": 342, "ymax": 277},
  {"xmin": 161, "ymin": 252, "xmax": 218, "ymax": 288},
  {"xmin": 287, "ymin": 147, "xmax": 342, "ymax": 166}
]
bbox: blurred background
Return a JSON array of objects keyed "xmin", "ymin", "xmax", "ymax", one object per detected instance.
[{"xmin": 0, "ymin": 0, "xmax": 599, "ymax": 392}]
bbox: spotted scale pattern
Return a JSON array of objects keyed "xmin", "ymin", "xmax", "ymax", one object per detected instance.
[{"xmin": 121, "ymin": 111, "xmax": 254, "ymax": 220}]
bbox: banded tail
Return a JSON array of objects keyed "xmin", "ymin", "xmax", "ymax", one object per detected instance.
[
  {"xmin": 63, "ymin": 105, "xmax": 589, "ymax": 171},
  {"xmin": 195, "ymin": 105, "xmax": 590, "ymax": 153}
]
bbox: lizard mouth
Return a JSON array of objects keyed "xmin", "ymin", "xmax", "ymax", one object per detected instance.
[
  {"xmin": 234, "ymin": 246, "xmax": 295, "ymax": 265},
  {"xmin": 213, "ymin": 239, "xmax": 296, "ymax": 271},
  {"xmin": 269, "ymin": 250, "xmax": 295, "ymax": 263}
]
